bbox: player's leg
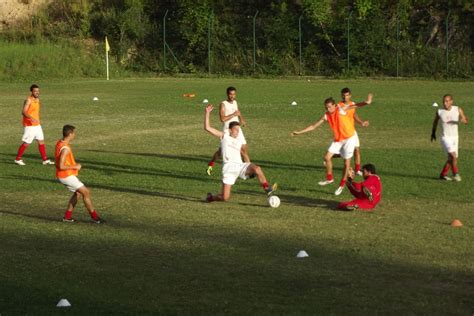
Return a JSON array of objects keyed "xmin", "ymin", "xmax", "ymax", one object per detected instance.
[
  {"xmin": 15, "ymin": 127, "xmax": 34, "ymax": 165},
  {"xmin": 335, "ymin": 158, "xmax": 351, "ymax": 196},
  {"xmin": 449, "ymin": 152, "xmax": 461, "ymax": 181},
  {"xmin": 245, "ymin": 163, "xmax": 277, "ymax": 195},
  {"xmin": 335, "ymin": 136, "xmax": 356, "ymax": 195},
  {"xmin": 354, "ymin": 146, "xmax": 362, "ymax": 175},
  {"xmin": 207, "ymin": 183, "xmax": 232, "ymax": 202},
  {"xmin": 77, "ymin": 185, "xmax": 103, "ymax": 223},
  {"xmin": 440, "ymin": 137, "xmax": 454, "ymax": 180},
  {"xmin": 241, "ymin": 144, "xmax": 250, "ymax": 163},
  {"xmin": 37, "ymin": 138, "xmax": 54, "ymax": 165},
  {"xmin": 319, "ymin": 151, "xmax": 335, "ymax": 186},
  {"xmin": 63, "ymin": 191, "xmax": 80, "ymax": 222},
  {"xmin": 207, "ymin": 147, "xmax": 221, "ymax": 175}
]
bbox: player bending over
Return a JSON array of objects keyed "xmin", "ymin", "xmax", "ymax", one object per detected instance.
[
  {"xmin": 204, "ymin": 104, "xmax": 276, "ymax": 202},
  {"xmin": 55, "ymin": 125, "xmax": 104, "ymax": 223},
  {"xmin": 431, "ymin": 94, "xmax": 468, "ymax": 181},
  {"xmin": 292, "ymin": 94, "xmax": 373, "ymax": 195},
  {"xmin": 206, "ymin": 86, "xmax": 249, "ymax": 176},
  {"xmin": 338, "ymin": 164, "xmax": 382, "ymax": 211}
]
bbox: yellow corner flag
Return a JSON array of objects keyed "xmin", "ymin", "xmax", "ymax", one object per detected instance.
[{"xmin": 105, "ymin": 36, "xmax": 110, "ymax": 52}]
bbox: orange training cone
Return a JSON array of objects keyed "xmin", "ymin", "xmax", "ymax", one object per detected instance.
[{"xmin": 450, "ymin": 219, "xmax": 463, "ymax": 227}]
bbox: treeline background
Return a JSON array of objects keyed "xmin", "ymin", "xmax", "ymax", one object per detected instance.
[{"xmin": 1, "ymin": 0, "xmax": 473, "ymax": 79}]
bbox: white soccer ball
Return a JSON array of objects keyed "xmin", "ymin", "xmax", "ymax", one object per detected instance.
[
  {"xmin": 291, "ymin": 101, "xmax": 297, "ymax": 106},
  {"xmin": 268, "ymin": 195, "xmax": 281, "ymax": 208},
  {"xmin": 432, "ymin": 102, "xmax": 438, "ymax": 107},
  {"xmin": 203, "ymin": 99, "xmax": 209, "ymax": 104},
  {"xmin": 93, "ymin": 97, "xmax": 99, "ymax": 101}
]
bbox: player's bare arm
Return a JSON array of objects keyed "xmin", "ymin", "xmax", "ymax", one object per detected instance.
[
  {"xmin": 459, "ymin": 107, "xmax": 468, "ymax": 124},
  {"xmin": 345, "ymin": 93, "xmax": 374, "ymax": 110},
  {"xmin": 291, "ymin": 116, "xmax": 325, "ymax": 136},
  {"xmin": 205, "ymin": 104, "xmax": 224, "ymax": 138},
  {"xmin": 431, "ymin": 112, "xmax": 440, "ymax": 142},
  {"xmin": 354, "ymin": 113, "xmax": 369, "ymax": 127},
  {"xmin": 59, "ymin": 148, "xmax": 81, "ymax": 171},
  {"xmin": 219, "ymin": 102, "xmax": 240, "ymax": 123},
  {"xmin": 22, "ymin": 99, "xmax": 39, "ymax": 123},
  {"xmin": 238, "ymin": 112, "xmax": 247, "ymax": 127}
]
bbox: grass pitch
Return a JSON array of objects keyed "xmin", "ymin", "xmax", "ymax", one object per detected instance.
[{"xmin": 0, "ymin": 78, "xmax": 473, "ymax": 314}]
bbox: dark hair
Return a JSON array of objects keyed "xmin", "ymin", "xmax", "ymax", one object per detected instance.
[
  {"xmin": 324, "ymin": 97, "xmax": 336, "ymax": 105},
  {"xmin": 63, "ymin": 125, "xmax": 76, "ymax": 137},
  {"xmin": 229, "ymin": 121, "xmax": 240, "ymax": 129},
  {"xmin": 341, "ymin": 87, "xmax": 351, "ymax": 94},
  {"xmin": 30, "ymin": 84, "xmax": 39, "ymax": 91},
  {"xmin": 362, "ymin": 163, "xmax": 376, "ymax": 174},
  {"xmin": 226, "ymin": 86, "xmax": 236, "ymax": 94},
  {"xmin": 443, "ymin": 94, "xmax": 452, "ymax": 102}
]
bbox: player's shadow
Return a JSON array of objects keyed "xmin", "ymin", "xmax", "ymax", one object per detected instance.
[
  {"xmin": 0, "ymin": 175, "xmax": 202, "ymax": 203},
  {"xmin": 0, "ymin": 209, "xmax": 62, "ymax": 223}
]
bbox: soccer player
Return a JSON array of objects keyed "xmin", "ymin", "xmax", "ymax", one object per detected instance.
[
  {"xmin": 431, "ymin": 94, "xmax": 468, "ymax": 181},
  {"xmin": 14, "ymin": 84, "xmax": 54, "ymax": 166},
  {"xmin": 206, "ymin": 86, "xmax": 249, "ymax": 176},
  {"xmin": 338, "ymin": 164, "xmax": 382, "ymax": 211},
  {"xmin": 338, "ymin": 87, "xmax": 369, "ymax": 176},
  {"xmin": 204, "ymin": 104, "xmax": 276, "ymax": 202},
  {"xmin": 55, "ymin": 125, "xmax": 103, "ymax": 223},
  {"xmin": 291, "ymin": 94, "xmax": 373, "ymax": 195}
]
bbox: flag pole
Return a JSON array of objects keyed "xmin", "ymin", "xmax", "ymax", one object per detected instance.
[{"xmin": 105, "ymin": 36, "xmax": 110, "ymax": 81}]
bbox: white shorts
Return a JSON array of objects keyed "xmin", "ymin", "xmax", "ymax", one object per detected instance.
[
  {"xmin": 222, "ymin": 162, "xmax": 251, "ymax": 185},
  {"xmin": 58, "ymin": 175, "xmax": 84, "ymax": 192},
  {"xmin": 327, "ymin": 134, "xmax": 357, "ymax": 159},
  {"xmin": 21, "ymin": 125, "xmax": 44, "ymax": 144},
  {"xmin": 223, "ymin": 128, "xmax": 247, "ymax": 145},
  {"xmin": 329, "ymin": 132, "xmax": 360, "ymax": 155},
  {"xmin": 441, "ymin": 136, "xmax": 458, "ymax": 157}
]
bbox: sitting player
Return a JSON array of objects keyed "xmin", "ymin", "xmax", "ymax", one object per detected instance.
[
  {"xmin": 338, "ymin": 163, "xmax": 382, "ymax": 211},
  {"xmin": 204, "ymin": 104, "xmax": 276, "ymax": 202}
]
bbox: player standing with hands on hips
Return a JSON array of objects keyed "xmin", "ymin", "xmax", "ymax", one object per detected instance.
[
  {"xmin": 431, "ymin": 94, "xmax": 468, "ymax": 181},
  {"xmin": 14, "ymin": 84, "xmax": 54, "ymax": 166}
]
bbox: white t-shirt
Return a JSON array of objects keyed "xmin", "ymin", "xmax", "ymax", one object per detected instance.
[
  {"xmin": 222, "ymin": 100, "xmax": 239, "ymax": 131},
  {"xmin": 438, "ymin": 106, "xmax": 459, "ymax": 138},
  {"xmin": 221, "ymin": 133, "xmax": 243, "ymax": 164}
]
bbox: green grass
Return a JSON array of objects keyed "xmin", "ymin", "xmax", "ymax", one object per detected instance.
[{"xmin": 0, "ymin": 78, "xmax": 473, "ymax": 314}]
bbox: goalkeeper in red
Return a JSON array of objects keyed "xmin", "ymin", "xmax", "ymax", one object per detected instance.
[{"xmin": 338, "ymin": 163, "xmax": 382, "ymax": 211}]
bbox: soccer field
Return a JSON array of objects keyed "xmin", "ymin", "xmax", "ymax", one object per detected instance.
[{"xmin": 0, "ymin": 78, "xmax": 473, "ymax": 314}]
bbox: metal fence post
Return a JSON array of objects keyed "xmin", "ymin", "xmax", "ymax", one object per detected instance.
[
  {"xmin": 208, "ymin": 12, "xmax": 213, "ymax": 75},
  {"xmin": 446, "ymin": 9, "xmax": 450, "ymax": 76},
  {"xmin": 396, "ymin": 9, "xmax": 400, "ymax": 77},
  {"xmin": 347, "ymin": 10, "xmax": 353, "ymax": 71},
  {"xmin": 253, "ymin": 10, "xmax": 259, "ymax": 72},
  {"xmin": 163, "ymin": 10, "xmax": 168, "ymax": 71},
  {"xmin": 299, "ymin": 15, "xmax": 302, "ymax": 75}
]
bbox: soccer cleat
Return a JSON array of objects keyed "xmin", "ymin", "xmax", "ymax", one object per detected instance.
[
  {"xmin": 265, "ymin": 183, "xmax": 278, "ymax": 196},
  {"xmin": 334, "ymin": 186, "xmax": 344, "ymax": 196},
  {"xmin": 206, "ymin": 165, "xmax": 213, "ymax": 176},
  {"xmin": 42, "ymin": 159, "xmax": 55, "ymax": 165},
  {"xmin": 318, "ymin": 179, "xmax": 334, "ymax": 186},
  {"xmin": 453, "ymin": 174, "xmax": 461, "ymax": 182},
  {"xmin": 356, "ymin": 170, "xmax": 363, "ymax": 176},
  {"xmin": 345, "ymin": 204, "xmax": 359, "ymax": 211},
  {"xmin": 14, "ymin": 159, "xmax": 26, "ymax": 166},
  {"xmin": 439, "ymin": 175, "xmax": 452, "ymax": 181},
  {"xmin": 62, "ymin": 218, "xmax": 75, "ymax": 223},
  {"xmin": 92, "ymin": 218, "xmax": 105, "ymax": 224}
]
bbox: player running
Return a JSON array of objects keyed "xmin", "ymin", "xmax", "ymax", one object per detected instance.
[
  {"xmin": 338, "ymin": 164, "xmax": 382, "ymax": 211},
  {"xmin": 338, "ymin": 87, "xmax": 369, "ymax": 176},
  {"xmin": 14, "ymin": 84, "xmax": 54, "ymax": 166},
  {"xmin": 291, "ymin": 94, "xmax": 373, "ymax": 195},
  {"xmin": 55, "ymin": 125, "xmax": 104, "ymax": 223},
  {"xmin": 206, "ymin": 86, "xmax": 249, "ymax": 176},
  {"xmin": 204, "ymin": 104, "xmax": 276, "ymax": 202},
  {"xmin": 431, "ymin": 94, "xmax": 468, "ymax": 181}
]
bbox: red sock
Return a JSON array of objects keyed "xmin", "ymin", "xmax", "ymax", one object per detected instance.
[
  {"xmin": 326, "ymin": 174, "xmax": 333, "ymax": 181},
  {"xmin": 16, "ymin": 143, "xmax": 28, "ymax": 160},
  {"xmin": 64, "ymin": 210, "xmax": 73, "ymax": 220},
  {"xmin": 262, "ymin": 182, "xmax": 269, "ymax": 190},
  {"xmin": 355, "ymin": 164, "xmax": 361, "ymax": 172},
  {"xmin": 208, "ymin": 161, "xmax": 215, "ymax": 167},
  {"xmin": 38, "ymin": 144, "xmax": 47, "ymax": 161},
  {"xmin": 339, "ymin": 179, "xmax": 346, "ymax": 187},
  {"xmin": 452, "ymin": 166, "xmax": 459, "ymax": 174},
  {"xmin": 90, "ymin": 210, "xmax": 100, "ymax": 220},
  {"xmin": 441, "ymin": 164, "xmax": 450, "ymax": 176}
]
